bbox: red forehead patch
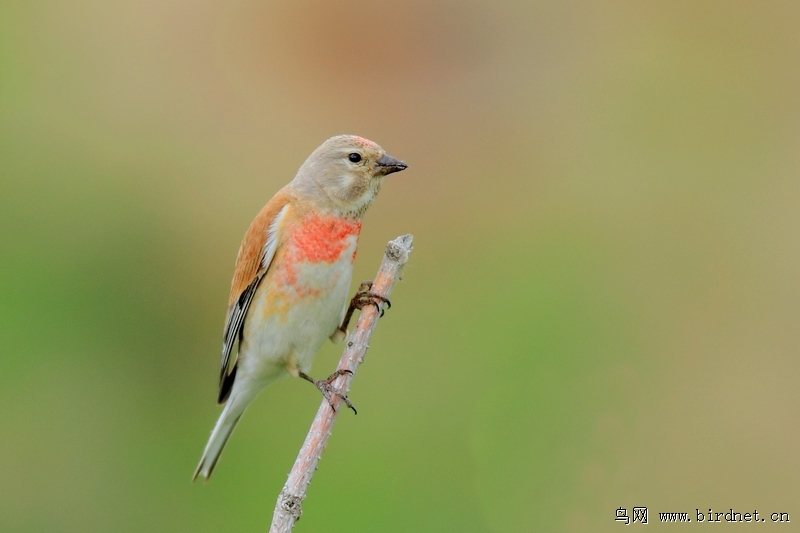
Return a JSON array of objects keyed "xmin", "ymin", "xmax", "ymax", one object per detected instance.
[{"xmin": 352, "ymin": 136, "xmax": 376, "ymax": 149}]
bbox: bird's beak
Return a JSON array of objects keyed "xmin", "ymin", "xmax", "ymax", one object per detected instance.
[{"xmin": 376, "ymin": 153, "xmax": 408, "ymax": 175}]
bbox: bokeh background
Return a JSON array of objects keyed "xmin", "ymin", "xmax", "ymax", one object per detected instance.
[{"xmin": 2, "ymin": 1, "xmax": 799, "ymax": 531}]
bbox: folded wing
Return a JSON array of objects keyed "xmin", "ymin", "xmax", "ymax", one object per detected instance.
[{"xmin": 218, "ymin": 196, "xmax": 291, "ymax": 403}]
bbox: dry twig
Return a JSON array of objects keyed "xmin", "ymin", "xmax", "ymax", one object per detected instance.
[{"xmin": 269, "ymin": 234, "xmax": 414, "ymax": 533}]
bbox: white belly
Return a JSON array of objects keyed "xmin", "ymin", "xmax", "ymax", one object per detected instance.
[{"xmin": 238, "ymin": 235, "xmax": 357, "ymax": 384}]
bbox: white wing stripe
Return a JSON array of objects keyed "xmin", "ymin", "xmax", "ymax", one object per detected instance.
[{"xmin": 262, "ymin": 205, "xmax": 287, "ymax": 270}]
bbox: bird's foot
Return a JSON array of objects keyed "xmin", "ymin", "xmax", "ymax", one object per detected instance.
[
  {"xmin": 299, "ymin": 370, "xmax": 357, "ymax": 414},
  {"xmin": 351, "ymin": 280, "xmax": 391, "ymax": 317},
  {"xmin": 336, "ymin": 281, "xmax": 392, "ymax": 337}
]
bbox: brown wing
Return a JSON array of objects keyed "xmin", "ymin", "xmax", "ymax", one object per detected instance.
[{"xmin": 218, "ymin": 192, "xmax": 292, "ymax": 403}]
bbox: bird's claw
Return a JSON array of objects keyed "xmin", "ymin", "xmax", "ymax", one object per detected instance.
[
  {"xmin": 302, "ymin": 369, "xmax": 357, "ymax": 414},
  {"xmin": 351, "ymin": 281, "xmax": 391, "ymax": 317},
  {"xmin": 335, "ymin": 281, "xmax": 392, "ymax": 336}
]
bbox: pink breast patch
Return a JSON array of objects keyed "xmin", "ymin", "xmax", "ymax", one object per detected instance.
[{"xmin": 291, "ymin": 214, "xmax": 362, "ymax": 263}]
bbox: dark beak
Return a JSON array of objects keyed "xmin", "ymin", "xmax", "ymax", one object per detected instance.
[{"xmin": 376, "ymin": 153, "xmax": 408, "ymax": 175}]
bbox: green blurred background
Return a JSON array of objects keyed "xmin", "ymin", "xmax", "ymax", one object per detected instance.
[{"xmin": 2, "ymin": 1, "xmax": 799, "ymax": 531}]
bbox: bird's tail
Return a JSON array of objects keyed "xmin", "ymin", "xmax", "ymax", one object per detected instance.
[{"xmin": 193, "ymin": 397, "xmax": 246, "ymax": 481}]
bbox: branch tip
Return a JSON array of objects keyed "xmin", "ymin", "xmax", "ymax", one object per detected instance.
[{"xmin": 385, "ymin": 234, "xmax": 413, "ymax": 263}]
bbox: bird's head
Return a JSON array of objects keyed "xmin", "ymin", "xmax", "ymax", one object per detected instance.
[{"xmin": 291, "ymin": 135, "xmax": 407, "ymax": 218}]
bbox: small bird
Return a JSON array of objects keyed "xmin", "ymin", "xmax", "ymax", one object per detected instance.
[{"xmin": 193, "ymin": 135, "xmax": 407, "ymax": 481}]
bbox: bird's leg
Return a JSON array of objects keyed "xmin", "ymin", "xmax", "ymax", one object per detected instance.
[
  {"xmin": 298, "ymin": 369, "xmax": 357, "ymax": 414},
  {"xmin": 337, "ymin": 281, "xmax": 392, "ymax": 335}
]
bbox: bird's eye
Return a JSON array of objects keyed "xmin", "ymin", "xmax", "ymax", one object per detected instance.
[{"xmin": 348, "ymin": 153, "xmax": 362, "ymax": 163}]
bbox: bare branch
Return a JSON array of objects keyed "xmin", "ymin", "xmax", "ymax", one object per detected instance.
[{"xmin": 269, "ymin": 234, "xmax": 414, "ymax": 533}]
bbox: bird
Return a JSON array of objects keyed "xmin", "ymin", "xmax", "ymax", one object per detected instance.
[{"xmin": 193, "ymin": 135, "xmax": 407, "ymax": 481}]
